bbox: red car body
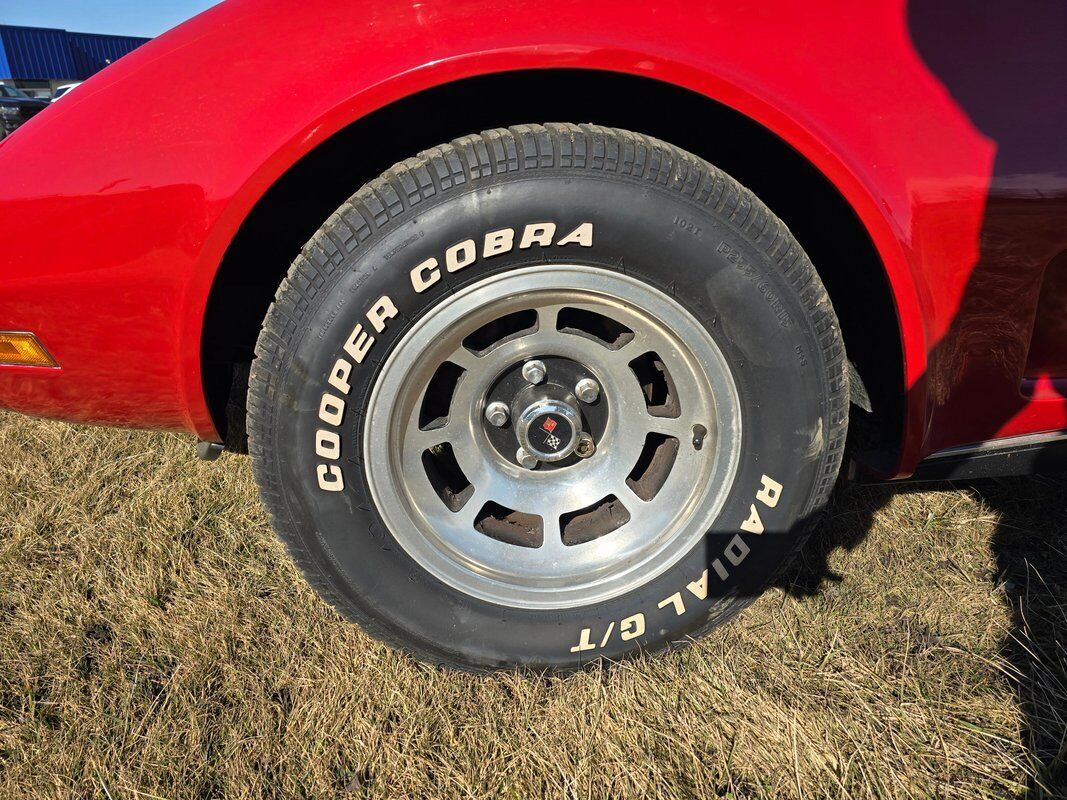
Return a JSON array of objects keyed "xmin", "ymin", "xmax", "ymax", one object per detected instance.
[{"xmin": 0, "ymin": 0, "xmax": 1064, "ymax": 479}]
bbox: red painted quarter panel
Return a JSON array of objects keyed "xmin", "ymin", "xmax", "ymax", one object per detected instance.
[{"xmin": 0, "ymin": 0, "xmax": 1064, "ymax": 477}]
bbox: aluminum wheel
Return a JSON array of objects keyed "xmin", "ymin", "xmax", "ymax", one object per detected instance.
[{"xmin": 364, "ymin": 265, "xmax": 742, "ymax": 609}]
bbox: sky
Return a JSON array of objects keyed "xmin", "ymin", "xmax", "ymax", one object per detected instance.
[{"xmin": 0, "ymin": 0, "xmax": 220, "ymax": 38}]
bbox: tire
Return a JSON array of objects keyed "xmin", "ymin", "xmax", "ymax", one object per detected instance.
[{"xmin": 247, "ymin": 124, "xmax": 848, "ymax": 671}]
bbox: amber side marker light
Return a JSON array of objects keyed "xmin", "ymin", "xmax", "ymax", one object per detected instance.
[{"xmin": 0, "ymin": 332, "xmax": 58, "ymax": 368}]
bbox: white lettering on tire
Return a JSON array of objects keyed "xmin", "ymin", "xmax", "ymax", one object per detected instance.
[
  {"xmin": 483, "ymin": 228, "xmax": 514, "ymax": 257},
  {"xmin": 445, "ymin": 239, "xmax": 476, "ymax": 273},
  {"xmin": 328, "ymin": 359, "xmax": 353, "ymax": 394},
  {"xmin": 366, "ymin": 295, "xmax": 398, "ymax": 334},
  {"xmin": 408, "ymin": 222, "xmax": 593, "ymax": 293},
  {"xmin": 568, "ymin": 474, "xmax": 784, "ymax": 655},
  {"xmin": 314, "ymin": 221, "xmax": 595, "ymax": 495},
  {"xmin": 519, "ymin": 222, "xmax": 556, "ymax": 249},
  {"xmin": 318, "ymin": 393, "xmax": 345, "ymax": 426},
  {"xmin": 317, "ymin": 464, "xmax": 344, "ymax": 492},
  {"xmin": 410, "ymin": 258, "xmax": 440, "ymax": 293},
  {"xmin": 556, "ymin": 222, "xmax": 593, "ymax": 247},
  {"xmin": 342, "ymin": 324, "xmax": 374, "ymax": 364}
]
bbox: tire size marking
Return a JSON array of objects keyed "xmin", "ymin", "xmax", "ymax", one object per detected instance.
[
  {"xmin": 716, "ymin": 240, "xmax": 794, "ymax": 329},
  {"xmin": 313, "ymin": 221, "xmax": 593, "ymax": 492},
  {"xmin": 568, "ymin": 474, "xmax": 783, "ymax": 654}
]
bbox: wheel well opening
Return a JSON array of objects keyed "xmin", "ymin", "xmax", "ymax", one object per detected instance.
[{"xmin": 203, "ymin": 69, "xmax": 903, "ymax": 463}]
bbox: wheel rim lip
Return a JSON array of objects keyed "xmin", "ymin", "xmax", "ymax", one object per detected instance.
[{"xmin": 363, "ymin": 264, "xmax": 742, "ymax": 610}]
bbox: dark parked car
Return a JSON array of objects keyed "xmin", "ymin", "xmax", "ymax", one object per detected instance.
[{"xmin": 0, "ymin": 84, "xmax": 49, "ymax": 139}]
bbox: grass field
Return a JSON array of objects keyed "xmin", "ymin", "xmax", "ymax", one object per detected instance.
[{"xmin": 1, "ymin": 412, "xmax": 1065, "ymax": 798}]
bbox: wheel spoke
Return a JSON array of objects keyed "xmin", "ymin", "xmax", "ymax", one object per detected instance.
[
  {"xmin": 617, "ymin": 479, "xmax": 651, "ymax": 508},
  {"xmin": 454, "ymin": 486, "xmax": 489, "ymax": 530},
  {"xmin": 535, "ymin": 303, "xmax": 562, "ymax": 333},
  {"xmin": 644, "ymin": 416, "xmax": 696, "ymax": 441},
  {"xmin": 448, "ymin": 346, "xmax": 482, "ymax": 372},
  {"xmin": 448, "ymin": 429, "xmax": 490, "ymax": 484},
  {"xmin": 539, "ymin": 514, "xmax": 566, "ymax": 554},
  {"xmin": 408, "ymin": 425, "xmax": 449, "ymax": 452}
]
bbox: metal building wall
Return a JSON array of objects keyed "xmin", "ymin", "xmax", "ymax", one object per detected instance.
[
  {"xmin": 0, "ymin": 25, "xmax": 148, "ymax": 82},
  {"xmin": 68, "ymin": 32, "xmax": 150, "ymax": 80},
  {"xmin": 0, "ymin": 26, "xmax": 77, "ymax": 81}
]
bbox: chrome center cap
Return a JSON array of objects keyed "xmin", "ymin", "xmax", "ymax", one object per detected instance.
[{"xmin": 515, "ymin": 399, "xmax": 582, "ymax": 462}]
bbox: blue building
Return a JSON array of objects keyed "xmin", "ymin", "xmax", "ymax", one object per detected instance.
[{"xmin": 0, "ymin": 24, "xmax": 149, "ymax": 98}]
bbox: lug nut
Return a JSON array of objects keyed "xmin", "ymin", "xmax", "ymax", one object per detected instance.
[
  {"xmin": 575, "ymin": 378, "xmax": 600, "ymax": 404},
  {"xmin": 516, "ymin": 447, "xmax": 539, "ymax": 469},
  {"xmin": 522, "ymin": 359, "xmax": 547, "ymax": 385},
  {"xmin": 575, "ymin": 433, "xmax": 596, "ymax": 458},
  {"xmin": 485, "ymin": 401, "xmax": 509, "ymax": 427}
]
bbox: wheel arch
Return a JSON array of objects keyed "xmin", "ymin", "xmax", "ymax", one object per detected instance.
[{"xmin": 199, "ymin": 67, "xmax": 915, "ymax": 475}]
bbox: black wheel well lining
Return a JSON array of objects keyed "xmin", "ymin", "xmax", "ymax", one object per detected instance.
[{"xmin": 202, "ymin": 68, "xmax": 903, "ymax": 461}]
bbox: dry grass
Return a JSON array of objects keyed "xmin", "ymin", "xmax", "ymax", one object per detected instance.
[{"xmin": 0, "ymin": 412, "xmax": 1065, "ymax": 798}]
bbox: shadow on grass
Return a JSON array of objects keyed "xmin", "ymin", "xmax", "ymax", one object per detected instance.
[
  {"xmin": 779, "ymin": 473, "xmax": 1067, "ymax": 797},
  {"xmin": 979, "ymin": 475, "xmax": 1067, "ymax": 798}
]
